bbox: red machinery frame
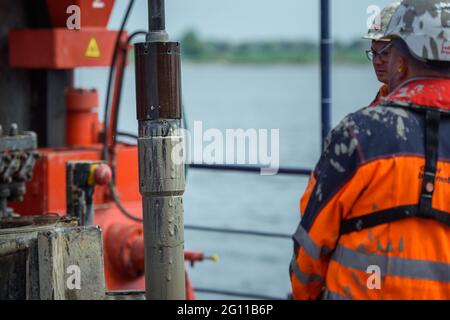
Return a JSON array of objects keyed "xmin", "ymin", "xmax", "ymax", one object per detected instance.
[{"xmin": 8, "ymin": 0, "xmax": 200, "ymax": 300}]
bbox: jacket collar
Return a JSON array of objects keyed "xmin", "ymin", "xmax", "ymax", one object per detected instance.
[
  {"xmin": 369, "ymin": 84, "xmax": 389, "ymax": 107},
  {"xmin": 381, "ymin": 77, "xmax": 450, "ymax": 112}
]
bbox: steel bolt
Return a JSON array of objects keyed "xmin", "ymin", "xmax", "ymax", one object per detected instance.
[
  {"xmin": 9, "ymin": 123, "xmax": 18, "ymax": 136},
  {"xmin": 356, "ymin": 220, "xmax": 363, "ymax": 230}
]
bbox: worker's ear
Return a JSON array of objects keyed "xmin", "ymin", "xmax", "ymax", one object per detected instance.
[
  {"xmin": 396, "ymin": 56, "xmax": 409, "ymax": 80},
  {"xmin": 388, "ymin": 48, "xmax": 408, "ymax": 92}
]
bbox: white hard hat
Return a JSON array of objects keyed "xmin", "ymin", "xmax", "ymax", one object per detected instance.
[
  {"xmin": 383, "ymin": 0, "xmax": 450, "ymax": 62},
  {"xmin": 364, "ymin": 2, "xmax": 401, "ymax": 41}
]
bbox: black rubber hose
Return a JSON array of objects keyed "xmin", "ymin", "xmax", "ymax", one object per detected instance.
[
  {"xmin": 111, "ymin": 31, "xmax": 147, "ymax": 147},
  {"xmin": 107, "ymin": 31, "xmax": 147, "ymax": 223},
  {"xmin": 102, "ymin": 0, "xmax": 136, "ymax": 162}
]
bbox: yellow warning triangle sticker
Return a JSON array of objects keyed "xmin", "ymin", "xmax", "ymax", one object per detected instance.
[{"xmin": 85, "ymin": 37, "xmax": 101, "ymax": 58}]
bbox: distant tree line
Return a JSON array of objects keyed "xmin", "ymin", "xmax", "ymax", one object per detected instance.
[{"xmin": 179, "ymin": 30, "xmax": 369, "ymax": 64}]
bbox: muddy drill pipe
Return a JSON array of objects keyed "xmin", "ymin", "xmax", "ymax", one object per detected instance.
[
  {"xmin": 134, "ymin": 0, "xmax": 185, "ymax": 300},
  {"xmin": 147, "ymin": 0, "xmax": 168, "ymax": 41}
]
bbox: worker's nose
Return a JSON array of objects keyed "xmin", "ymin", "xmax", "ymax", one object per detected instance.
[{"xmin": 373, "ymin": 55, "xmax": 385, "ymax": 65}]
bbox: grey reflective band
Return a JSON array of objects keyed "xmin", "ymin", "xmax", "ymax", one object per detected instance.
[
  {"xmin": 293, "ymin": 224, "xmax": 332, "ymax": 260},
  {"xmin": 290, "ymin": 256, "xmax": 324, "ymax": 284},
  {"xmin": 323, "ymin": 290, "xmax": 352, "ymax": 300},
  {"xmin": 332, "ymin": 245, "xmax": 450, "ymax": 282}
]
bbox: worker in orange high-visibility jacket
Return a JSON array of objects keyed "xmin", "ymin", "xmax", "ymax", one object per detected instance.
[
  {"xmin": 290, "ymin": 0, "xmax": 450, "ymax": 300},
  {"xmin": 363, "ymin": 2, "xmax": 400, "ymax": 107}
]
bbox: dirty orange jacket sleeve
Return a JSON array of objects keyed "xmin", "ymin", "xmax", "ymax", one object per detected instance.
[{"xmin": 290, "ymin": 115, "xmax": 367, "ymax": 300}]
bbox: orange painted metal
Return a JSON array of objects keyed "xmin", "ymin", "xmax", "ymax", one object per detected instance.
[
  {"xmin": 5, "ymin": 0, "xmax": 200, "ymax": 301},
  {"xmin": 66, "ymin": 88, "xmax": 99, "ymax": 112},
  {"xmin": 9, "ymin": 29, "xmax": 127, "ymax": 69},
  {"xmin": 66, "ymin": 88, "xmax": 101, "ymax": 146},
  {"xmin": 10, "ymin": 144, "xmax": 197, "ymax": 299},
  {"xmin": 46, "ymin": 0, "xmax": 115, "ymax": 28},
  {"xmin": 113, "ymin": 145, "xmax": 141, "ymax": 203},
  {"xmin": 96, "ymin": 201, "xmax": 144, "ymax": 291},
  {"xmin": 105, "ymin": 223, "xmax": 144, "ymax": 279},
  {"xmin": 10, "ymin": 144, "xmax": 139, "ymax": 214},
  {"xmin": 11, "ymin": 147, "xmax": 102, "ymax": 214},
  {"xmin": 102, "ymin": 218, "xmax": 197, "ymax": 300}
]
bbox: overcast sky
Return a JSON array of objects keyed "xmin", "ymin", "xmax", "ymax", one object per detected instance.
[{"xmin": 110, "ymin": 0, "xmax": 396, "ymax": 43}]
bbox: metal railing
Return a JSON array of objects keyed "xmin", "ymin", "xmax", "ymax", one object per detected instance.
[{"xmin": 113, "ymin": 0, "xmax": 332, "ymax": 300}]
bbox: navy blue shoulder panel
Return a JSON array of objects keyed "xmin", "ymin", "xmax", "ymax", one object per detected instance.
[
  {"xmin": 350, "ymin": 106, "xmax": 424, "ymax": 162},
  {"xmin": 301, "ymin": 113, "xmax": 362, "ymax": 231},
  {"xmin": 350, "ymin": 105, "xmax": 450, "ymax": 163},
  {"xmin": 439, "ymin": 116, "xmax": 450, "ymax": 161},
  {"xmin": 301, "ymin": 105, "xmax": 450, "ymax": 232}
]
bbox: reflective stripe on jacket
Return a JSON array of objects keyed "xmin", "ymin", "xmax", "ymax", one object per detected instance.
[{"xmin": 290, "ymin": 78, "xmax": 450, "ymax": 300}]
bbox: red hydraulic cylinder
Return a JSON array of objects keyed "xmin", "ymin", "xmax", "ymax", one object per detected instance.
[
  {"xmin": 105, "ymin": 223, "xmax": 144, "ymax": 278},
  {"xmin": 65, "ymin": 88, "xmax": 101, "ymax": 146}
]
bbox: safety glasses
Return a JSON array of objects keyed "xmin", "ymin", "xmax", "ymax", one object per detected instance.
[{"xmin": 366, "ymin": 42, "xmax": 393, "ymax": 61}]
